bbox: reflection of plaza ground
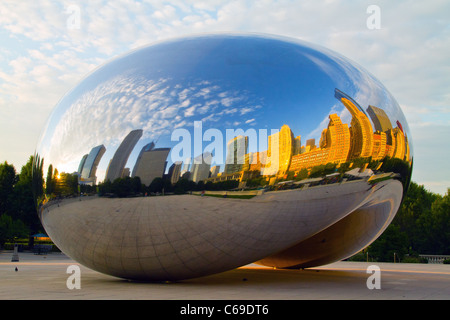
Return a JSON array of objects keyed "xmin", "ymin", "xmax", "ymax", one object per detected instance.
[{"xmin": 40, "ymin": 178, "xmax": 402, "ymax": 281}]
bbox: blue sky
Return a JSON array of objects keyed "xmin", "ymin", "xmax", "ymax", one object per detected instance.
[{"xmin": 0, "ymin": 0, "xmax": 449, "ymax": 195}]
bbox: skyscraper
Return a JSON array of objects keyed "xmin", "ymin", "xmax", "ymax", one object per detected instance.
[
  {"xmin": 225, "ymin": 135, "xmax": 248, "ymax": 174},
  {"xmin": 305, "ymin": 138, "xmax": 316, "ymax": 153},
  {"xmin": 105, "ymin": 129, "xmax": 142, "ymax": 182},
  {"xmin": 392, "ymin": 127, "xmax": 406, "ymax": 160},
  {"xmin": 132, "ymin": 147, "xmax": 171, "ymax": 186},
  {"xmin": 191, "ymin": 152, "xmax": 212, "ymax": 183},
  {"xmin": 367, "ymin": 105, "xmax": 393, "ymax": 132},
  {"xmin": 293, "ymin": 136, "xmax": 301, "ymax": 155},
  {"xmin": 131, "ymin": 141, "xmax": 155, "ymax": 177},
  {"xmin": 168, "ymin": 161, "xmax": 183, "ymax": 185},
  {"xmin": 81, "ymin": 144, "xmax": 106, "ymax": 184},
  {"xmin": 372, "ymin": 131, "xmax": 387, "ymax": 161},
  {"xmin": 265, "ymin": 124, "xmax": 294, "ymax": 176},
  {"xmin": 210, "ymin": 165, "xmax": 220, "ymax": 178},
  {"xmin": 289, "ymin": 114, "xmax": 349, "ymax": 173},
  {"xmin": 335, "ymin": 89, "xmax": 373, "ymax": 160},
  {"xmin": 324, "ymin": 114, "xmax": 350, "ymax": 164},
  {"xmin": 77, "ymin": 154, "xmax": 88, "ymax": 175},
  {"xmin": 180, "ymin": 157, "xmax": 191, "ymax": 180}
]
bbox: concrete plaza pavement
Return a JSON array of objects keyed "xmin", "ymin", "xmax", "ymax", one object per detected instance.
[{"xmin": 1, "ymin": 251, "xmax": 449, "ymax": 300}]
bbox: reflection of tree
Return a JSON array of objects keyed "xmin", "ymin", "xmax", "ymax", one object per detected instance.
[
  {"xmin": 378, "ymin": 156, "xmax": 412, "ymax": 190},
  {"xmin": 173, "ymin": 178, "xmax": 196, "ymax": 195},
  {"xmin": 98, "ymin": 176, "xmax": 142, "ymax": 197},
  {"xmin": 45, "ymin": 164, "xmax": 55, "ymax": 195},
  {"xmin": 55, "ymin": 172, "xmax": 78, "ymax": 197},
  {"xmin": 309, "ymin": 163, "xmax": 337, "ymax": 178},
  {"xmin": 203, "ymin": 179, "xmax": 239, "ymax": 191},
  {"xmin": 96, "ymin": 174, "xmax": 241, "ymax": 197},
  {"xmin": 32, "ymin": 154, "xmax": 44, "ymax": 208},
  {"xmin": 40, "ymin": 162, "xmax": 80, "ymax": 200},
  {"xmin": 148, "ymin": 177, "xmax": 164, "ymax": 194}
]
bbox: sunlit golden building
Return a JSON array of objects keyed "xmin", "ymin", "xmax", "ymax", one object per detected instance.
[
  {"xmin": 225, "ymin": 135, "xmax": 248, "ymax": 174},
  {"xmin": 384, "ymin": 134, "xmax": 395, "ymax": 158},
  {"xmin": 335, "ymin": 90, "xmax": 373, "ymax": 160},
  {"xmin": 372, "ymin": 131, "xmax": 387, "ymax": 161},
  {"xmin": 225, "ymin": 91, "xmax": 409, "ymax": 184},
  {"xmin": 405, "ymin": 135, "xmax": 410, "ymax": 162},
  {"xmin": 367, "ymin": 105, "xmax": 393, "ymax": 132},
  {"xmin": 289, "ymin": 113, "xmax": 350, "ymax": 172},
  {"xmin": 247, "ymin": 150, "xmax": 267, "ymax": 173},
  {"xmin": 293, "ymin": 136, "xmax": 301, "ymax": 155},
  {"xmin": 323, "ymin": 113, "xmax": 350, "ymax": 165},
  {"xmin": 289, "ymin": 147, "xmax": 330, "ymax": 172},
  {"xmin": 392, "ymin": 127, "xmax": 405, "ymax": 160},
  {"xmin": 265, "ymin": 124, "xmax": 295, "ymax": 176}
]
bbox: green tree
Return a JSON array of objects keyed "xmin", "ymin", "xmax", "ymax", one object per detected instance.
[
  {"xmin": 131, "ymin": 176, "xmax": 142, "ymax": 194},
  {"xmin": 174, "ymin": 178, "xmax": 190, "ymax": 194},
  {"xmin": 45, "ymin": 164, "xmax": 55, "ymax": 195},
  {"xmin": 368, "ymin": 224, "xmax": 409, "ymax": 262},
  {"xmin": 309, "ymin": 163, "xmax": 337, "ymax": 178},
  {"xmin": 336, "ymin": 162, "xmax": 351, "ymax": 175},
  {"xmin": 0, "ymin": 214, "xmax": 29, "ymax": 248},
  {"xmin": 196, "ymin": 180, "xmax": 205, "ymax": 191},
  {"xmin": 99, "ymin": 176, "xmax": 143, "ymax": 198},
  {"xmin": 427, "ymin": 190, "xmax": 450, "ymax": 254},
  {"xmin": 32, "ymin": 154, "xmax": 44, "ymax": 204},
  {"xmin": 295, "ymin": 168, "xmax": 309, "ymax": 180},
  {"xmin": 13, "ymin": 156, "xmax": 42, "ymax": 233},
  {"xmin": 98, "ymin": 179, "xmax": 112, "ymax": 196},
  {"xmin": 149, "ymin": 177, "xmax": 164, "ymax": 193},
  {"xmin": 366, "ymin": 181, "xmax": 450, "ymax": 261},
  {"xmin": 55, "ymin": 172, "xmax": 78, "ymax": 196},
  {"xmin": 0, "ymin": 161, "xmax": 17, "ymax": 215},
  {"xmin": 393, "ymin": 181, "xmax": 439, "ymax": 254}
]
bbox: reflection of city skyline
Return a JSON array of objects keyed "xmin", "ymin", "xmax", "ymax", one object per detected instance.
[
  {"xmin": 207, "ymin": 88, "xmax": 410, "ymax": 185},
  {"xmin": 70, "ymin": 88, "xmax": 410, "ymax": 188}
]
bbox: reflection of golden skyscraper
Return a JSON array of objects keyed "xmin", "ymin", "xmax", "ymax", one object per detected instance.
[
  {"xmin": 225, "ymin": 135, "xmax": 248, "ymax": 174},
  {"xmin": 289, "ymin": 114, "xmax": 349, "ymax": 172},
  {"xmin": 324, "ymin": 114, "xmax": 350, "ymax": 164},
  {"xmin": 385, "ymin": 130, "xmax": 395, "ymax": 158},
  {"xmin": 248, "ymin": 150, "xmax": 267, "ymax": 173},
  {"xmin": 293, "ymin": 136, "xmax": 301, "ymax": 155},
  {"xmin": 289, "ymin": 148, "xmax": 330, "ymax": 172},
  {"xmin": 367, "ymin": 105, "xmax": 393, "ymax": 132},
  {"xmin": 339, "ymin": 97, "xmax": 373, "ymax": 160},
  {"xmin": 405, "ymin": 135, "xmax": 410, "ymax": 162},
  {"xmin": 392, "ymin": 127, "xmax": 405, "ymax": 160},
  {"xmin": 372, "ymin": 131, "xmax": 387, "ymax": 161},
  {"xmin": 266, "ymin": 125, "xmax": 294, "ymax": 176}
]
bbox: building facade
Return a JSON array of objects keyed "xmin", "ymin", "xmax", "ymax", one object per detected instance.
[
  {"xmin": 132, "ymin": 147, "xmax": 171, "ymax": 186},
  {"xmin": 80, "ymin": 145, "xmax": 106, "ymax": 184},
  {"xmin": 105, "ymin": 129, "xmax": 143, "ymax": 182}
]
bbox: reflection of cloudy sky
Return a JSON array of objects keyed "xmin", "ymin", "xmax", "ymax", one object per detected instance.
[{"xmin": 42, "ymin": 72, "xmax": 263, "ymax": 176}]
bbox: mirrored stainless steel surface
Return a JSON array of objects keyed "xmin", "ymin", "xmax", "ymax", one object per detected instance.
[{"xmin": 33, "ymin": 33, "xmax": 413, "ymax": 281}]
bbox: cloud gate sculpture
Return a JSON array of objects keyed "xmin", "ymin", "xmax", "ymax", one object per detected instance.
[{"xmin": 33, "ymin": 34, "xmax": 412, "ymax": 281}]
